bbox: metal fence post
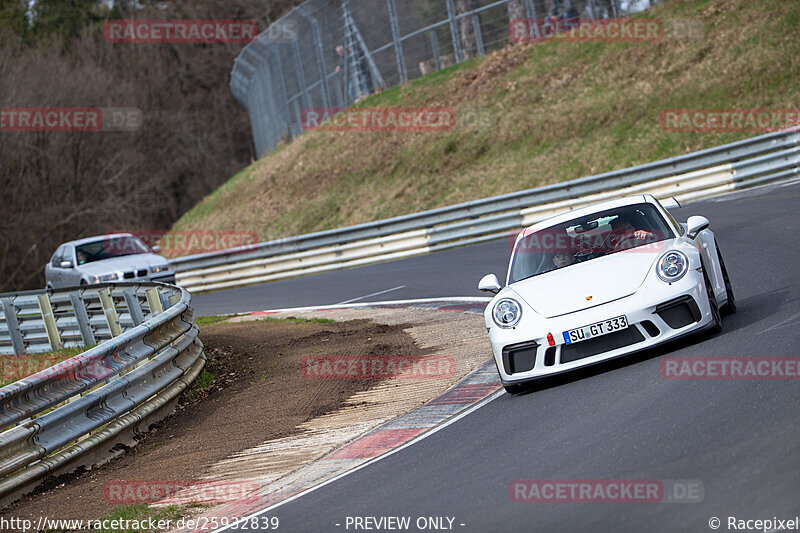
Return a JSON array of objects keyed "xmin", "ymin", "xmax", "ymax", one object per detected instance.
[
  {"xmin": 1, "ymin": 298, "xmax": 25, "ymax": 355},
  {"xmin": 445, "ymin": 0, "xmax": 463, "ymax": 63},
  {"xmin": 473, "ymin": 14, "xmax": 485, "ymax": 57},
  {"xmin": 429, "ymin": 31, "xmax": 441, "ymax": 71},
  {"xmin": 298, "ymin": 8, "xmax": 333, "ymax": 111},
  {"xmin": 98, "ymin": 287, "xmax": 122, "ymax": 338},
  {"xmin": 292, "ymin": 39, "xmax": 312, "ymax": 110},
  {"xmin": 272, "ymin": 49, "xmax": 293, "ymax": 137},
  {"xmin": 69, "ymin": 293, "xmax": 96, "ymax": 345},
  {"xmin": 524, "ymin": 0, "xmax": 538, "ymax": 20},
  {"xmin": 37, "ymin": 293, "xmax": 63, "ymax": 351},
  {"xmin": 387, "ymin": 0, "xmax": 408, "ymax": 83}
]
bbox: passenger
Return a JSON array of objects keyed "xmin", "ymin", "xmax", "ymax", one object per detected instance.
[{"xmin": 553, "ymin": 252, "xmax": 575, "ymax": 268}]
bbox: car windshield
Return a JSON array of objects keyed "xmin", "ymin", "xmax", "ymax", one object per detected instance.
[
  {"xmin": 509, "ymin": 203, "xmax": 674, "ymax": 283},
  {"xmin": 75, "ymin": 236, "xmax": 150, "ymax": 265}
]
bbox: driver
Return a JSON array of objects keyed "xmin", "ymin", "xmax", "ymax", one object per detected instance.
[
  {"xmin": 76, "ymin": 250, "xmax": 87, "ymax": 265},
  {"xmin": 607, "ymin": 215, "xmax": 656, "ymax": 250}
]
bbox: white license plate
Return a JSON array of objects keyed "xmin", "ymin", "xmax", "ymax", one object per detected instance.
[{"xmin": 563, "ymin": 315, "xmax": 628, "ymax": 345}]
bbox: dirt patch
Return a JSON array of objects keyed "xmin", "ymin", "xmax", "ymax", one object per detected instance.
[{"xmin": 0, "ymin": 317, "xmax": 427, "ymax": 526}]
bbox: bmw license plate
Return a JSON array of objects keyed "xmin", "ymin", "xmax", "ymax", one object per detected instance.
[{"xmin": 563, "ymin": 316, "xmax": 628, "ymax": 345}]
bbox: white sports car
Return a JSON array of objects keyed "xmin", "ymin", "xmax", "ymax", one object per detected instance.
[{"xmin": 478, "ymin": 194, "xmax": 735, "ymax": 394}]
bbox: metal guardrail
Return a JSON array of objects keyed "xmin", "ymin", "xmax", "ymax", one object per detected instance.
[
  {"xmin": 0, "ymin": 282, "xmax": 204, "ymax": 507},
  {"xmin": 172, "ymin": 129, "xmax": 800, "ymax": 293},
  {"xmin": 0, "ymin": 283, "xmax": 176, "ymax": 356}
]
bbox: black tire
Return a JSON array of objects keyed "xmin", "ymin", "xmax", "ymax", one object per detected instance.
[
  {"xmin": 504, "ymin": 383, "xmax": 526, "ymax": 395},
  {"xmin": 703, "ymin": 265, "xmax": 722, "ymax": 334},
  {"xmin": 716, "ymin": 244, "xmax": 736, "ymax": 315}
]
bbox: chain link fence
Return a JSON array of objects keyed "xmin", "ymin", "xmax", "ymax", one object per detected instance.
[{"xmin": 232, "ymin": 0, "xmax": 662, "ymax": 157}]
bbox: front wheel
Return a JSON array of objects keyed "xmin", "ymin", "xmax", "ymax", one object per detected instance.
[
  {"xmin": 716, "ymin": 244, "xmax": 736, "ymax": 315},
  {"xmin": 504, "ymin": 383, "xmax": 526, "ymax": 395},
  {"xmin": 703, "ymin": 266, "xmax": 722, "ymax": 334}
]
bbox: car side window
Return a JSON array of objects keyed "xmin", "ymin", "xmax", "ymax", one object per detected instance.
[{"xmin": 63, "ymin": 245, "xmax": 75, "ymax": 266}]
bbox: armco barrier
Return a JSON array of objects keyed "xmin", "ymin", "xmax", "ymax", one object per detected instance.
[
  {"xmin": 172, "ymin": 130, "xmax": 800, "ymax": 293},
  {"xmin": 0, "ymin": 282, "xmax": 204, "ymax": 507}
]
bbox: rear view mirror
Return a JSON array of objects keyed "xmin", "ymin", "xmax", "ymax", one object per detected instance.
[
  {"xmin": 686, "ymin": 216, "xmax": 710, "ymax": 239},
  {"xmin": 478, "ymin": 274, "xmax": 501, "ymax": 294},
  {"xmin": 151, "ymin": 245, "xmax": 162, "ymax": 253},
  {"xmin": 60, "ymin": 260, "xmax": 73, "ymax": 269}
]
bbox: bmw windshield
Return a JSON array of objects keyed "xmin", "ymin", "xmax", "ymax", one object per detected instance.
[
  {"xmin": 75, "ymin": 236, "xmax": 150, "ymax": 265},
  {"xmin": 509, "ymin": 203, "xmax": 674, "ymax": 284}
]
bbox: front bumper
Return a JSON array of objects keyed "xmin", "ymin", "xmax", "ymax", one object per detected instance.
[
  {"xmin": 486, "ymin": 270, "xmax": 712, "ymax": 385},
  {"xmin": 149, "ymin": 272, "xmax": 176, "ymax": 284}
]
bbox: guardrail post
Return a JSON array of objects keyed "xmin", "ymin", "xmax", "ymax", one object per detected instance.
[
  {"xmin": 36, "ymin": 293, "xmax": 63, "ymax": 351},
  {"xmin": 98, "ymin": 287, "xmax": 122, "ymax": 338},
  {"xmin": 1, "ymin": 298, "xmax": 25, "ymax": 355},
  {"xmin": 123, "ymin": 289, "xmax": 145, "ymax": 326},
  {"xmin": 69, "ymin": 293, "xmax": 96, "ymax": 346},
  {"xmin": 145, "ymin": 287, "xmax": 163, "ymax": 316},
  {"xmin": 160, "ymin": 291, "xmax": 172, "ymax": 311}
]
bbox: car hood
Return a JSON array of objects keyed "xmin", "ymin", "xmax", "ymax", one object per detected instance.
[
  {"xmin": 509, "ymin": 246, "xmax": 665, "ymax": 318},
  {"xmin": 78, "ymin": 254, "xmax": 167, "ymax": 275}
]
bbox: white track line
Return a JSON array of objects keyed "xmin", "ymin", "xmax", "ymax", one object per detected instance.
[
  {"xmin": 211, "ymin": 388, "xmax": 505, "ymax": 533},
  {"xmin": 335, "ymin": 285, "xmax": 406, "ymax": 305},
  {"xmin": 234, "ymin": 296, "xmax": 492, "ymax": 316}
]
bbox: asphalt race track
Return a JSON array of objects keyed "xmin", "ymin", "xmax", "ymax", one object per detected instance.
[{"xmin": 201, "ymin": 180, "xmax": 800, "ymax": 532}]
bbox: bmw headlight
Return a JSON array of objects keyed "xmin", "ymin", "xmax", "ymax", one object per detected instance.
[
  {"xmin": 657, "ymin": 251, "xmax": 689, "ymax": 283},
  {"xmin": 150, "ymin": 265, "xmax": 171, "ymax": 274},
  {"xmin": 92, "ymin": 273, "xmax": 119, "ymax": 283},
  {"xmin": 492, "ymin": 298, "xmax": 522, "ymax": 328}
]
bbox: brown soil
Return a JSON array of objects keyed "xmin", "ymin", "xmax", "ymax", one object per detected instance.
[{"xmin": 1, "ymin": 317, "xmax": 426, "ymax": 526}]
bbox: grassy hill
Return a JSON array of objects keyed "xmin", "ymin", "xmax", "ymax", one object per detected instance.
[{"xmin": 172, "ymin": 0, "xmax": 800, "ymax": 245}]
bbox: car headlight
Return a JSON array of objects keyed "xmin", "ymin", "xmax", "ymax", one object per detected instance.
[
  {"xmin": 492, "ymin": 298, "xmax": 522, "ymax": 328},
  {"xmin": 93, "ymin": 273, "xmax": 119, "ymax": 283},
  {"xmin": 657, "ymin": 251, "xmax": 689, "ymax": 283},
  {"xmin": 150, "ymin": 265, "xmax": 171, "ymax": 274}
]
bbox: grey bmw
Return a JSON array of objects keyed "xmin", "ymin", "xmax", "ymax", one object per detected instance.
[{"xmin": 44, "ymin": 233, "xmax": 174, "ymax": 289}]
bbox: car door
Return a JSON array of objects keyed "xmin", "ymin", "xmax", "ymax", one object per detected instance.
[
  {"xmin": 61, "ymin": 245, "xmax": 80, "ymax": 286},
  {"xmin": 46, "ymin": 246, "xmax": 65, "ymax": 288}
]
